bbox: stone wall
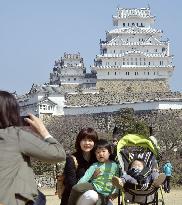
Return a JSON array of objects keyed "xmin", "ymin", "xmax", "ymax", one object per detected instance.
[
  {"xmin": 43, "ymin": 109, "xmax": 182, "ymax": 153},
  {"xmin": 65, "ymin": 90, "xmax": 182, "ymax": 107},
  {"xmin": 96, "ymin": 79, "xmax": 170, "ymax": 93},
  {"xmin": 35, "ymin": 175, "xmax": 55, "ymax": 188}
]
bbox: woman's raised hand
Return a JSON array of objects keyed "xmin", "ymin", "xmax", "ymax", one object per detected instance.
[{"xmin": 24, "ymin": 113, "xmax": 50, "ymax": 139}]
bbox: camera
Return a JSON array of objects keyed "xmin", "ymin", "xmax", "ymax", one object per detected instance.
[{"xmin": 20, "ymin": 115, "xmax": 30, "ymax": 126}]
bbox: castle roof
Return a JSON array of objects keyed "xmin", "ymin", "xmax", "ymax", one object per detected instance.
[
  {"xmin": 113, "ymin": 7, "xmax": 155, "ymax": 19},
  {"xmin": 108, "ymin": 27, "xmax": 162, "ymax": 35}
]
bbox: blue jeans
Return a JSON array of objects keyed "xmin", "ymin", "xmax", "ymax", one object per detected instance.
[{"xmin": 26, "ymin": 191, "xmax": 46, "ymax": 205}]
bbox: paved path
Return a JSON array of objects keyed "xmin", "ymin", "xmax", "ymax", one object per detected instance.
[{"xmin": 42, "ymin": 188, "xmax": 182, "ymax": 205}]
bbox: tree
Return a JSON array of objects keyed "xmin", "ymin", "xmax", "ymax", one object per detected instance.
[{"xmin": 113, "ymin": 108, "xmax": 149, "ymax": 139}]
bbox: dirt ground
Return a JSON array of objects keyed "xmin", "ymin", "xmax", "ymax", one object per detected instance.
[{"xmin": 41, "ymin": 187, "xmax": 182, "ymax": 205}]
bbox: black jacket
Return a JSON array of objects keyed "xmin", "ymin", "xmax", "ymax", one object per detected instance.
[{"xmin": 60, "ymin": 152, "xmax": 96, "ymax": 205}]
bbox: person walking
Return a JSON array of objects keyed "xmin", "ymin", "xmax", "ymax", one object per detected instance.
[
  {"xmin": 0, "ymin": 90, "xmax": 66, "ymax": 205},
  {"xmin": 163, "ymin": 160, "xmax": 173, "ymax": 193}
]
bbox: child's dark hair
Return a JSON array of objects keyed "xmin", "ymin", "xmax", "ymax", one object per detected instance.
[{"xmin": 94, "ymin": 139, "xmax": 112, "ymax": 154}]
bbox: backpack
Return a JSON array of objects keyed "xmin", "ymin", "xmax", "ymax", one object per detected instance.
[{"xmin": 56, "ymin": 155, "xmax": 78, "ymax": 199}]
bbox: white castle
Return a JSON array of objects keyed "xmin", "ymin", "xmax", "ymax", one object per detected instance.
[{"xmin": 18, "ymin": 7, "xmax": 182, "ymax": 117}]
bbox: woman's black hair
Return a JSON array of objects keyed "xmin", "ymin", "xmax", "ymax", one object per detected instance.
[
  {"xmin": 75, "ymin": 127, "xmax": 98, "ymax": 154},
  {"xmin": 0, "ymin": 90, "xmax": 21, "ymax": 129},
  {"xmin": 94, "ymin": 139, "xmax": 112, "ymax": 154}
]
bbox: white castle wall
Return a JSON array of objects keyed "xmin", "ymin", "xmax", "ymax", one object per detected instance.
[
  {"xmin": 48, "ymin": 96, "xmax": 65, "ymax": 115},
  {"xmin": 64, "ymin": 100, "xmax": 182, "ymax": 116},
  {"xmin": 19, "ymin": 93, "xmax": 65, "ymax": 116}
]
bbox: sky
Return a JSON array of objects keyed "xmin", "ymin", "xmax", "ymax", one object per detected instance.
[{"xmin": 0, "ymin": 0, "xmax": 181, "ymax": 95}]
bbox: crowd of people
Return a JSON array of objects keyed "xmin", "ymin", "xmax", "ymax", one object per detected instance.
[{"xmin": 0, "ymin": 90, "xmax": 174, "ymax": 205}]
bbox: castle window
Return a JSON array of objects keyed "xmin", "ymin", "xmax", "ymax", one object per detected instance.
[
  {"xmin": 128, "ymin": 23, "xmax": 129, "ymax": 26},
  {"xmin": 137, "ymin": 23, "xmax": 138, "ymax": 26},
  {"xmin": 113, "ymin": 50, "xmax": 115, "ymax": 53},
  {"xmin": 108, "ymin": 72, "xmax": 109, "ymax": 75},
  {"xmin": 148, "ymin": 72, "xmax": 150, "ymax": 75},
  {"xmin": 115, "ymin": 62, "xmax": 117, "ymax": 65},
  {"xmin": 148, "ymin": 62, "xmax": 150, "ymax": 65},
  {"xmin": 160, "ymin": 61, "xmax": 163, "ymax": 65},
  {"xmin": 135, "ymin": 59, "xmax": 137, "ymax": 65},
  {"xmin": 123, "ymin": 23, "xmax": 125, "ymax": 27},
  {"xmin": 155, "ymin": 49, "xmax": 158, "ymax": 52},
  {"xmin": 115, "ymin": 72, "xmax": 116, "ymax": 75},
  {"xmin": 162, "ymin": 47, "xmax": 165, "ymax": 52},
  {"xmin": 68, "ymin": 78, "xmax": 70, "ymax": 81},
  {"xmin": 154, "ymin": 72, "xmax": 156, "ymax": 75},
  {"xmin": 141, "ymin": 23, "xmax": 143, "ymax": 27},
  {"xmin": 126, "ymin": 72, "xmax": 129, "ymax": 75},
  {"xmin": 74, "ymin": 78, "xmax": 76, "ymax": 81},
  {"xmin": 134, "ymin": 72, "xmax": 139, "ymax": 75},
  {"xmin": 132, "ymin": 23, "xmax": 135, "ymax": 26}
]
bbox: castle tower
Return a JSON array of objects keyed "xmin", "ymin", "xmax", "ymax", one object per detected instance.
[
  {"xmin": 50, "ymin": 52, "xmax": 96, "ymax": 90},
  {"xmin": 93, "ymin": 7, "xmax": 174, "ymax": 93},
  {"xmin": 50, "ymin": 52, "xmax": 86, "ymax": 86}
]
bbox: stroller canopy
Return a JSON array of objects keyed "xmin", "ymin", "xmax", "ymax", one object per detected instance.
[{"xmin": 117, "ymin": 134, "xmax": 158, "ymax": 158}]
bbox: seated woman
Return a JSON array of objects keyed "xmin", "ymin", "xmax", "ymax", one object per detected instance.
[
  {"xmin": 60, "ymin": 127, "xmax": 98, "ymax": 205},
  {"xmin": 68, "ymin": 139, "xmax": 119, "ymax": 205}
]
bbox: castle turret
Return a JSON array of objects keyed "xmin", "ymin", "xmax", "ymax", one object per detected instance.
[
  {"xmin": 50, "ymin": 52, "xmax": 96, "ymax": 90},
  {"xmin": 50, "ymin": 52, "xmax": 86, "ymax": 85}
]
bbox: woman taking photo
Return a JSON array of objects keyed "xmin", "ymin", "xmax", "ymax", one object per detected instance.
[
  {"xmin": 60, "ymin": 127, "xmax": 98, "ymax": 205},
  {"xmin": 0, "ymin": 90, "xmax": 66, "ymax": 205}
]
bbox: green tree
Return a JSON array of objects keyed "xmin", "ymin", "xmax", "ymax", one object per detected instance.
[{"xmin": 113, "ymin": 108, "xmax": 149, "ymax": 138}]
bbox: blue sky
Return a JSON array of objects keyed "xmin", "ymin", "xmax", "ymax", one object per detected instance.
[{"xmin": 0, "ymin": 0, "xmax": 181, "ymax": 95}]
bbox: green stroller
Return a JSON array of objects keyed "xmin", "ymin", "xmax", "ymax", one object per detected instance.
[{"xmin": 115, "ymin": 134, "xmax": 165, "ymax": 205}]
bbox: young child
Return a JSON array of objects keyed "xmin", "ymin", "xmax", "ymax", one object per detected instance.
[
  {"xmin": 67, "ymin": 139, "xmax": 119, "ymax": 205},
  {"xmin": 112, "ymin": 158, "xmax": 165, "ymax": 190}
]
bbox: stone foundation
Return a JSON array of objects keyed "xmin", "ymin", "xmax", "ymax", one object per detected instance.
[
  {"xmin": 65, "ymin": 91, "xmax": 182, "ymax": 107},
  {"xmin": 96, "ymin": 79, "xmax": 170, "ymax": 93}
]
